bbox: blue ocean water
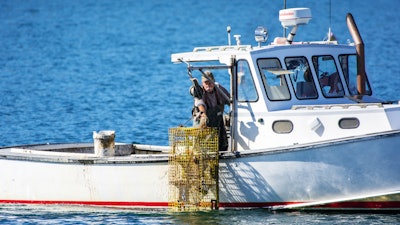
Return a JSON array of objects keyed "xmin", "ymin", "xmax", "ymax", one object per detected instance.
[
  {"xmin": 0, "ymin": 0, "xmax": 399, "ymax": 223},
  {"xmin": 0, "ymin": 205, "xmax": 400, "ymax": 225}
]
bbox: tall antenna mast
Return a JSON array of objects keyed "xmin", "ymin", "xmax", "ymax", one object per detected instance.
[
  {"xmin": 329, "ymin": 0, "xmax": 332, "ymax": 24},
  {"xmin": 283, "ymin": 0, "xmax": 287, "ymax": 37},
  {"xmin": 329, "ymin": 0, "xmax": 332, "ymax": 37},
  {"xmin": 326, "ymin": 0, "xmax": 336, "ymax": 41}
]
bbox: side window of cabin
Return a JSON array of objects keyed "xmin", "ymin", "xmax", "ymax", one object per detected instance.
[
  {"xmin": 285, "ymin": 57, "xmax": 318, "ymax": 99},
  {"xmin": 339, "ymin": 54, "xmax": 372, "ymax": 95},
  {"xmin": 258, "ymin": 58, "xmax": 290, "ymax": 101},
  {"xmin": 237, "ymin": 60, "xmax": 258, "ymax": 102},
  {"xmin": 312, "ymin": 55, "xmax": 345, "ymax": 97}
]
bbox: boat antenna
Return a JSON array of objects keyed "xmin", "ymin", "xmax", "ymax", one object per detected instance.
[
  {"xmin": 227, "ymin": 26, "xmax": 231, "ymax": 46},
  {"xmin": 325, "ymin": 0, "xmax": 337, "ymax": 41},
  {"xmin": 329, "ymin": 0, "xmax": 331, "ymax": 26},
  {"xmin": 283, "ymin": 0, "xmax": 287, "ymax": 37}
]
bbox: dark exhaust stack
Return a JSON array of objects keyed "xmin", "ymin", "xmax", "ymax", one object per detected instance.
[{"xmin": 346, "ymin": 13, "xmax": 366, "ymax": 95}]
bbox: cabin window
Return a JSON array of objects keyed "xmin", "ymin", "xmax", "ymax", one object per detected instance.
[
  {"xmin": 338, "ymin": 117, "xmax": 360, "ymax": 129},
  {"xmin": 339, "ymin": 54, "xmax": 372, "ymax": 95},
  {"xmin": 237, "ymin": 60, "xmax": 258, "ymax": 102},
  {"xmin": 272, "ymin": 120, "xmax": 293, "ymax": 133},
  {"xmin": 312, "ymin": 55, "xmax": 345, "ymax": 98},
  {"xmin": 285, "ymin": 57, "xmax": 318, "ymax": 99},
  {"xmin": 257, "ymin": 58, "xmax": 290, "ymax": 101}
]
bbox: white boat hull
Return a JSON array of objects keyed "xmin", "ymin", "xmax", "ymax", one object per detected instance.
[
  {"xmin": 219, "ymin": 131, "xmax": 400, "ymax": 209},
  {"xmin": 1, "ymin": 130, "xmax": 399, "ymax": 210}
]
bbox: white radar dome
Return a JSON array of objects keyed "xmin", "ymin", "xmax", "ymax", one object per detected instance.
[{"xmin": 279, "ymin": 8, "xmax": 312, "ymax": 27}]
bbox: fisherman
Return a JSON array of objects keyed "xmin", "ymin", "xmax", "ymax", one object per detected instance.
[{"xmin": 191, "ymin": 70, "xmax": 230, "ymax": 151}]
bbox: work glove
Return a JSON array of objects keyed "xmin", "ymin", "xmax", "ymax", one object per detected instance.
[{"xmin": 199, "ymin": 114, "xmax": 208, "ymax": 128}]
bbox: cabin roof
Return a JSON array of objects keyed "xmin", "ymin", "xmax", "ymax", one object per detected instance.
[{"xmin": 171, "ymin": 41, "xmax": 356, "ymax": 65}]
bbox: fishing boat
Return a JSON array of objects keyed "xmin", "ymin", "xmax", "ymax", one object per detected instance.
[{"xmin": 1, "ymin": 8, "xmax": 399, "ymax": 211}]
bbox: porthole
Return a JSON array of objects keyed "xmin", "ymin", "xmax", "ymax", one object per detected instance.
[
  {"xmin": 338, "ymin": 118, "xmax": 360, "ymax": 129},
  {"xmin": 272, "ymin": 120, "xmax": 293, "ymax": 134}
]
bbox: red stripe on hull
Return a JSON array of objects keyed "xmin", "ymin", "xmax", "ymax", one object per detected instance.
[
  {"xmin": 219, "ymin": 202, "xmax": 293, "ymax": 208},
  {"xmin": 218, "ymin": 202, "xmax": 400, "ymax": 210},
  {"xmin": 0, "ymin": 200, "xmax": 168, "ymax": 207},
  {"xmin": 318, "ymin": 201, "xmax": 400, "ymax": 209}
]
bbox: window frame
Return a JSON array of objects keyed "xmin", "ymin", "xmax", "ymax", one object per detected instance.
[
  {"xmin": 284, "ymin": 56, "xmax": 318, "ymax": 100},
  {"xmin": 257, "ymin": 58, "xmax": 291, "ymax": 101},
  {"xmin": 236, "ymin": 59, "xmax": 259, "ymax": 102},
  {"xmin": 338, "ymin": 54, "xmax": 372, "ymax": 96},
  {"xmin": 312, "ymin": 55, "xmax": 345, "ymax": 98}
]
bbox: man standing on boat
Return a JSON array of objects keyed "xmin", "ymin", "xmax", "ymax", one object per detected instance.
[{"xmin": 192, "ymin": 70, "xmax": 230, "ymax": 151}]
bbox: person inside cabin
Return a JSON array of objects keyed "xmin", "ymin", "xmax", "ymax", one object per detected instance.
[
  {"xmin": 192, "ymin": 71, "xmax": 230, "ymax": 151},
  {"xmin": 286, "ymin": 59, "xmax": 317, "ymax": 98},
  {"xmin": 319, "ymin": 72, "xmax": 341, "ymax": 95},
  {"xmin": 297, "ymin": 67, "xmax": 318, "ymax": 98},
  {"xmin": 304, "ymin": 67, "xmax": 312, "ymax": 82}
]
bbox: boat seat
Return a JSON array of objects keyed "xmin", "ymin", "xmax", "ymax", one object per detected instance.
[{"xmin": 267, "ymin": 85, "xmax": 290, "ymax": 100}]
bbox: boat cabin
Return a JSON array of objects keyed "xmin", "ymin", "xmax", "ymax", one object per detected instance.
[{"xmin": 171, "ymin": 8, "xmax": 400, "ymax": 152}]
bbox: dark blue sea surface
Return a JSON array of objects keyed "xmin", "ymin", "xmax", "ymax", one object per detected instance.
[{"xmin": 0, "ymin": 0, "xmax": 399, "ymax": 223}]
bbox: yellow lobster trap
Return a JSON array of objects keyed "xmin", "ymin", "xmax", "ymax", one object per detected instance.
[{"xmin": 168, "ymin": 127, "xmax": 219, "ymax": 211}]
